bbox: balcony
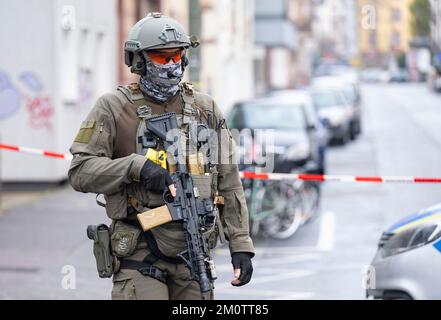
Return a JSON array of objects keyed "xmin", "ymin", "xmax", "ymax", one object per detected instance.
[{"xmin": 254, "ymin": 0, "xmax": 298, "ymax": 49}]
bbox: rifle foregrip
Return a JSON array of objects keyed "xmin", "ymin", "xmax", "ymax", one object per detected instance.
[{"xmin": 136, "ymin": 205, "xmax": 173, "ymax": 231}]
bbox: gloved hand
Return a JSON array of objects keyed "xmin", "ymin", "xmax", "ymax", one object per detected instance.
[
  {"xmin": 231, "ymin": 252, "xmax": 254, "ymax": 287},
  {"xmin": 140, "ymin": 159, "xmax": 174, "ymax": 195}
]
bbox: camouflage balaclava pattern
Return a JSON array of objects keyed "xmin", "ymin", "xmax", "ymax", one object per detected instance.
[{"xmin": 139, "ymin": 57, "xmax": 184, "ymax": 102}]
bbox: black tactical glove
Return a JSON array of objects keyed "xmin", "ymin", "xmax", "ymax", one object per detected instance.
[
  {"xmin": 231, "ymin": 252, "xmax": 254, "ymax": 286},
  {"xmin": 139, "ymin": 159, "xmax": 173, "ymax": 194}
]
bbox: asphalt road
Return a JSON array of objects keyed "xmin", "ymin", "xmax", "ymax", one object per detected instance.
[{"xmin": 1, "ymin": 83, "xmax": 440, "ymax": 300}]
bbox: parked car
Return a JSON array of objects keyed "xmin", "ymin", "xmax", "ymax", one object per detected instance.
[
  {"xmin": 311, "ymin": 76, "xmax": 362, "ymax": 139},
  {"xmin": 360, "ymin": 68, "xmax": 391, "ymax": 83},
  {"xmin": 267, "ymin": 90, "xmax": 330, "ymax": 174},
  {"xmin": 314, "ymin": 64, "xmax": 361, "ymax": 86},
  {"xmin": 310, "ymin": 87, "xmax": 353, "ymax": 145},
  {"xmin": 227, "ymin": 95, "xmax": 325, "ymax": 175},
  {"xmin": 427, "ymin": 66, "xmax": 441, "ymax": 92},
  {"xmin": 389, "ymin": 69, "xmax": 409, "ymax": 83},
  {"xmin": 366, "ymin": 203, "xmax": 441, "ymax": 300}
]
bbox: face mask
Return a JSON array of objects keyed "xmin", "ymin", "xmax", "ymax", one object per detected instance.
[{"xmin": 139, "ymin": 58, "xmax": 184, "ymax": 102}]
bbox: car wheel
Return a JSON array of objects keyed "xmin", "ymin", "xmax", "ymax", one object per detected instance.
[
  {"xmin": 349, "ymin": 123, "xmax": 357, "ymax": 140},
  {"xmin": 337, "ymin": 131, "xmax": 350, "ymax": 145}
]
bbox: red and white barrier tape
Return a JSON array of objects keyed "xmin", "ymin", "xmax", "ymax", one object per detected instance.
[
  {"xmin": 239, "ymin": 171, "xmax": 441, "ymax": 184},
  {"xmin": 0, "ymin": 143, "xmax": 73, "ymax": 161},
  {"xmin": 1, "ymin": 143, "xmax": 441, "ymax": 184}
]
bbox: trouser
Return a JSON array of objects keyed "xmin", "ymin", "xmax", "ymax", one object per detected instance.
[{"xmin": 111, "ymin": 248, "xmax": 214, "ymax": 300}]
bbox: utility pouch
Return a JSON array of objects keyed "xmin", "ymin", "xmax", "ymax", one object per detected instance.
[
  {"xmin": 110, "ymin": 220, "xmax": 142, "ymax": 258},
  {"xmin": 87, "ymin": 224, "xmax": 114, "ymax": 278}
]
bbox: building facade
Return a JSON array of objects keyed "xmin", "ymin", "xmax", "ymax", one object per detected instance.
[
  {"xmin": 431, "ymin": 0, "xmax": 441, "ymax": 51},
  {"xmin": 357, "ymin": 0, "xmax": 412, "ymax": 67},
  {"xmin": 254, "ymin": 0, "xmax": 299, "ymax": 94},
  {"xmin": 0, "ymin": 0, "xmax": 118, "ymax": 182}
]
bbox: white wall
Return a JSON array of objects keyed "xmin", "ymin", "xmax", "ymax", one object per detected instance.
[
  {"xmin": 0, "ymin": 0, "xmax": 117, "ymax": 182},
  {"xmin": 269, "ymin": 48, "xmax": 292, "ymax": 89}
]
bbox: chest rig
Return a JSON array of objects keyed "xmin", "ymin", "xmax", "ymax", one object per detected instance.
[{"xmin": 117, "ymin": 82, "xmax": 225, "ymax": 244}]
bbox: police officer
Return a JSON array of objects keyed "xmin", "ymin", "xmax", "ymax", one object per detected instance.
[{"xmin": 68, "ymin": 12, "xmax": 255, "ymax": 300}]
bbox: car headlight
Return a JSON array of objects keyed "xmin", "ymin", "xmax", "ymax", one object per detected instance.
[
  {"xmin": 380, "ymin": 223, "xmax": 441, "ymax": 258},
  {"xmin": 320, "ymin": 112, "xmax": 345, "ymax": 127},
  {"xmin": 283, "ymin": 142, "xmax": 311, "ymax": 161}
]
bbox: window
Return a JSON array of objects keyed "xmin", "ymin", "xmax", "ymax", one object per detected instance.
[
  {"xmin": 229, "ymin": 103, "xmax": 307, "ymax": 130},
  {"xmin": 392, "ymin": 9, "xmax": 401, "ymax": 22},
  {"xmin": 369, "ymin": 31, "xmax": 377, "ymax": 47},
  {"xmin": 392, "ymin": 32, "xmax": 401, "ymax": 48}
]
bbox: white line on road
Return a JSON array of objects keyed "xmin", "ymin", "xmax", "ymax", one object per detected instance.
[
  {"xmin": 317, "ymin": 211, "xmax": 336, "ymax": 251},
  {"xmin": 214, "ymin": 287, "xmax": 315, "ymax": 300},
  {"xmin": 272, "ymin": 292, "xmax": 316, "ymax": 300},
  {"xmin": 214, "ymin": 253, "xmax": 320, "ymax": 272},
  {"xmin": 214, "ymin": 246, "xmax": 325, "ymax": 256},
  {"xmin": 214, "ymin": 269, "xmax": 314, "ymax": 290}
]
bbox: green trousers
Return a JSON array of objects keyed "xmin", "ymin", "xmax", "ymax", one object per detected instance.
[{"xmin": 111, "ymin": 249, "xmax": 214, "ymax": 300}]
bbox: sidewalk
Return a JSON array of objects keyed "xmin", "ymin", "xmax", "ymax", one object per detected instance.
[
  {"xmin": 0, "ymin": 183, "xmax": 113, "ymax": 299},
  {"xmin": 1, "ymin": 190, "xmax": 50, "ymax": 214}
]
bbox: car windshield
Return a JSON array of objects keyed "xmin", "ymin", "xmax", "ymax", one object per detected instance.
[
  {"xmin": 229, "ymin": 103, "xmax": 306, "ymax": 130},
  {"xmin": 312, "ymin": 91, "xmax": 347, "ymax": 109},
  {"xmin": 342, "ymin": 85, "xmax": 357, "ymax": 104}
]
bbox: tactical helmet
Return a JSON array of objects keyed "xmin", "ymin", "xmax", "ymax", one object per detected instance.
[{"xmin": 124, "ymin": 12, "xmax": 199, "ymax": 75}]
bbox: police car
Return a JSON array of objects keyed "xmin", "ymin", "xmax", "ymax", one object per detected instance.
[{"xmin": 366, "ymin": 203, "xmax": 441, "ymax": 299}]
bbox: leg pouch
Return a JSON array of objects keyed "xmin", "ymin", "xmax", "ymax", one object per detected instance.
[{"xmin": 111, "ymin": 220, "xmax": 142, "ymax": 258}]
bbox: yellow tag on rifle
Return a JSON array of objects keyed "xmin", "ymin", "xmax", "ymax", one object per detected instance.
[{"xmin": 146, "ymin": 148, "xmax": 167, "ymax": 170}]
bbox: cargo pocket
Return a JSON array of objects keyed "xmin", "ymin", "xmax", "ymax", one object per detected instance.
[
  {"xmin": 111, "ymin": 221, "xmax": 141, "ymax": 258},
  {"xmin": 111, "ymin": 276, "xmax": 136, "ymax": 300},
  {"xmin": 192, "ymin": 174, "xmax": 213, "ymax": 199},
  {"xmin": 234, "ymin": 192, "xmax": 247, "ymax": 228},
  {"xmin": 222, "ymin": 192, "xmax": 242, "ymax": 226},
  {"xmin": 104, "ymin": 189, "xmax": 128, "ymax": 220}
]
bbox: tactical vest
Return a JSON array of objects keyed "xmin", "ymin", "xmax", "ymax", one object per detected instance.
[{"xmin": 111, "ymin": 82, "xmax": 225, "ymax": 251}]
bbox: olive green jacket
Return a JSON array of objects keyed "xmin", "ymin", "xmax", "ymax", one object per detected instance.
[{"xmin": 68, "ymin": 85, "xmax": 254, "ymax": 256}]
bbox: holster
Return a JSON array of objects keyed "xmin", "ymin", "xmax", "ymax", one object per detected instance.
[{"xmin": 87, "ymin": 224, "xmax": 115, "ymax": 278}]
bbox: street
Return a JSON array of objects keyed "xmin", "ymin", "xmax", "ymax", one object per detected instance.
[{"xmin": 1, "ymin": 83, "xmax": 441, "ymax": 300}]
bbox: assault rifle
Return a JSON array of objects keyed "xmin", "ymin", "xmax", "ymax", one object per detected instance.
[{"xmin": 137, "ymin": 112, "xmax": 217, "ymax": 300}]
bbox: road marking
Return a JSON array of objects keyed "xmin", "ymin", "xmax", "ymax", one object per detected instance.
[
  {"xmin": 214, "ymin": 269, "xmax": 314, "ymax": 290},
  {"xmin": 317, "ymin": 211, "xmax": 336, "ymax": 251},
  {"xmin": 214, "ymin": 253, "xmax": 320, "ymax": 272},
  {"xmin": 252, "ymin": 253, "xmax": 321, "ymax": 267},
  {"xmin": 272, "ymin": 292, "xmax": 316, "ymax": 300},
  {"xmin": 214, "ymin": 246, "xmax": 324, "ymax": 256},
  {"xmin": 214, "ymin": 287, "xmax": 315, "ymax": 300}
]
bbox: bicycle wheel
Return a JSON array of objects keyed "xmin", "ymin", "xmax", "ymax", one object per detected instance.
[
  {"xmin": 262, "ymin": 181, "xmax": 304, "ymax": 240},
  {"xmin": 301, "ymin": 182, "xmax": 321, "ymax": 225}
]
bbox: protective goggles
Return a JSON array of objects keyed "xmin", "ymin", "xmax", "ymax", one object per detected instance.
[{"xmin": 146, "ymin": 49, "xmax": 184, "ymax": 65}]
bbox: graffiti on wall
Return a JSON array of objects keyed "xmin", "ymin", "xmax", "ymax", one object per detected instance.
[
  {"xmin": 0, "ymin": 70, "xmax": 54, "ymax": 131},
  {"xmin": 0, "ymin": 71, "xmax": 21, "ymax": 119},
  {"xmin": 19, "ymin": 71, "xmax": 54, "ymax": 131},
  {"xmin": 78, "ymin": 68, "xmax": 94, "ymax": 107}
]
